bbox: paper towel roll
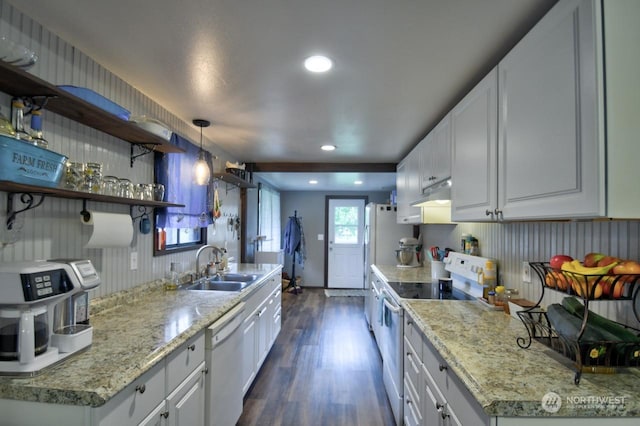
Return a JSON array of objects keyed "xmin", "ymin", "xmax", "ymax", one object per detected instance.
[{"xmin": 81, "ymin": 211, "xmax": 134, "ymax": 248}]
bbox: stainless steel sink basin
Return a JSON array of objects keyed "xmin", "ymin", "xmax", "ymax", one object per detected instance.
[
  {"xmin": 186, "ymin": 280, "xmax": 251, "ymax": 292},
  {"xmin": 183, "ymin": 273, "xmax": 263, "ymax": 292},
  {"xmin": 210, "ymin": 273, "xmax": 260, "ymax": 283}
]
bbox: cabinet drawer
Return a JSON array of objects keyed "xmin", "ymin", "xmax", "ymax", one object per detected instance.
[
  {"xmin": 403, "ymin": 377, "xmax": 422, "ymax": 426},
  {"xmin": 403, "ymin": 336, "xmax": 421, "ymax": 395},
  {"xmin": 404, "ymin": 314, "xmax": 423, "ymax": 359},
  {"xmin": 166, "ymin": 332, "xmax": 205, "ymax": 393},
  {"xmin": 422, "ymin": 336, "xmax": 451, "ymax": 396},
  {"xmin": 97, "ymin": 361, "xmax": 165, "ymax": 425}
]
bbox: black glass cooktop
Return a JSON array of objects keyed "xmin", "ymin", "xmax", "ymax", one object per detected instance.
[{"xmin": 386, "ymin": 281, "xmax": 474, "ymax": 301}]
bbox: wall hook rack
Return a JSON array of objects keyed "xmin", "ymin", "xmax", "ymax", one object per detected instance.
[
  {"xmin": 6, "ymin": 192, "xmax": 45, "ymax": 230},
  {"xmin": 130, "ymin": 205, "xmax": 152, "ymax": 221}
]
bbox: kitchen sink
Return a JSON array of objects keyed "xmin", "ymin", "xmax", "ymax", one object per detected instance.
[
  {"xmin": 185, "ymin": 280, "xmax": 251, "ymax": 292},
  {"xmin": 210, "ymin": 273, "xmax": 260, "ymax": 283},
  {"xmin": 183, "ymin": 273, "xmax": 263, "ymax": 292}
]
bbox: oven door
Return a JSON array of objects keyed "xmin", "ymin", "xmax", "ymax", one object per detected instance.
[{"xmin": 380, "ymin": 288, "xmax": 404, "ymax": 425}]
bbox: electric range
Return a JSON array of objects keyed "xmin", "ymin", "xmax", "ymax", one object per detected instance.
[{"xmin": 385, "ymin": 281, "xmax": 475, "ymax": 300}]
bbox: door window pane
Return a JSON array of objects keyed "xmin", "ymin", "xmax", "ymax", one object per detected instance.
[{"xmin": 333, "ymin": 206, "xmax": 359, "ymax": 244}]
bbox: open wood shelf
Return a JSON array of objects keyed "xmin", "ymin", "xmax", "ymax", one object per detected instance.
[
  {"xmin": 0, "ymin": 181, "xmax": 184, "ymax": 208},
  {"xmin": 213, "ymin": 172, "xmax": 256, "ymax": 188},
  {"xmin": 0, "ymin": 61, "xmax": 182, "ymax": 154}
]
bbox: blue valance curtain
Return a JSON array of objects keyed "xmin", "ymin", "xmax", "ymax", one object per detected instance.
[{"xmin": 155, "ymin": 133, "xmax": 212, "ymax": 229}]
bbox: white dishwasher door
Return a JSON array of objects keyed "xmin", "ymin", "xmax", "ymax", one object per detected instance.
[{"xmin": 205, "ymin": 302, "xmax": 245, "ymax": 426}]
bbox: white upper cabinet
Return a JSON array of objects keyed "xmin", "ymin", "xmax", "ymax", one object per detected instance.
[
  {"xmin": 452, "ymin": 0, "xmax": 640, "ymax": 221},
  {"xmin": 396, "ymin": 146, "xmax": 422, "ymax": 224},
  {"xmin": 420, "ymin": 114, "xmax": 451, "ymax": 192},
  {"xmin": 450, "ymin": 68, "xmax": 498, "ymax": 222},
  {"xmin": 497, "ymin": 0, "xmax": 601, "ymax": 220}
]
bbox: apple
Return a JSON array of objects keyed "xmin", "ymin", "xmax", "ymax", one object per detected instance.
[
  {"xmin": 583, "ymin": 252, "xmax": 605, "ymax": 267},
  {"xmin": 550, "ymin": 254, "xmax": 573, "ymax": 270},
  {"xmin": 597, "ymin": 256, "xmax": 621, "ymax": 268},
  {"xmin": 613, "ymin": 260, "xmax": 640, "ymax": 275},
  {"xmin": 602, "ymin": 276, "xmax": 626, "ymax": 299}
]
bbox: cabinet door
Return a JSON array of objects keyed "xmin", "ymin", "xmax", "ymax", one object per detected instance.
[
  {"xmin": 138, "ymin": 401, "xmax": 167, "ymax": 426},
  {"xmin": 451, "ymin": 68, "xmax": 498, "ymax": 222},
  {"xmin": 396, "ymin": 151, "xmax": 422, "ymax": 224},
  {"xmin": 256, "ymin": 300, "xmax": 270, "ymax": 369},
  {"xmin": 498, "ymin": 0, "xmax": 602, "ymax": 219},
  {"xmin": 241, "ymin": 315, "xmax": 257, "ymax": 395},
  {"xmin": 166, "ymin": 363, "xmax": 206, "ymax": 426},
  {"xmin": 419, "ymin": 133, "xmax": 435, "ymax": 190},
  {"xmin": 430, "ymin": 114, "xmax": 452, "ymax": 187}
]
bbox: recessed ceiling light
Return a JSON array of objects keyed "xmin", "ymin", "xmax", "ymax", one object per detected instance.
[
  {"xmin": 321, "ymin": 144, "xmax": 336, "ymax": 151},
  {"xmin": 354, "ymin": 180, "xmax": 363, "ymax": 185},
  {"xmin": 309, "ymin": 180, "xmax": 318, "ymax": 185},
  {"xmin": 304, "ymin": 55, "xmax": 333, "ymax": 73}
]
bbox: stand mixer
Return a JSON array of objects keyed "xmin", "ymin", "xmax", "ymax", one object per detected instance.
[
  {"xmin": 395, "ymin": 237, "xmax": 421, "ymax": 268},
  {"xmin": 0, "ymin": 259, "xmax": 100, "ymax": 376}
]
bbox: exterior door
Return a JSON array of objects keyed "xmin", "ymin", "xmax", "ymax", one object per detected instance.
[{"xmin": 327, "ymin": 198, "xmax": 365, "ymax": 289}]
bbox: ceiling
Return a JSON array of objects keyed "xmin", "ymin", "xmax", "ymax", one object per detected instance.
[{"xmin": 10, "ymin": 0, "xmax": 557, "ymax": 191}]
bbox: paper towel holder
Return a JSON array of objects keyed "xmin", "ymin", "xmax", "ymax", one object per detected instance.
[{"xmin": 80, "ymin": 200, "xmax": 91, "ymax": 222}]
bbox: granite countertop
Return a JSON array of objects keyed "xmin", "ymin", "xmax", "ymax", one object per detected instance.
[
  {"xmin": 373, "ymin": 264, "xmax": 640, "ymax": 418},
  {"xmin": 373, "ymin": 263, "xmax": 432, "ymax": 282},
  {"xmin": 0, "ymin": 263, "xmax": 281, "ymax": 407}
]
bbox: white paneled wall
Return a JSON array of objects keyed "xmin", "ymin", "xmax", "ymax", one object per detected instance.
[
  {"xmin": 0, "ymin": 1, "xmax": 240, "ymax": 298},
  {"xmin": 422, "ymin": 220, "xmax": 640, "ymax": 326}
]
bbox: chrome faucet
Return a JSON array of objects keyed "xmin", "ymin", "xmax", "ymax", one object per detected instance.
[{"xmin": 195, "ymin": 245, "xmax": 226, "ymax": 278}]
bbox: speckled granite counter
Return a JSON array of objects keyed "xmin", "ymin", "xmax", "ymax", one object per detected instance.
[
  {"xmin": 373, "ymin": 264, "xmax": 431, "ymax": 282},
  {"xmin": 373, "ymin": 265, "xmax": 640, "ymax": 418},
  {"xmin": 0, "ymin": 263, "xmax": 281, "ymax": 407}
]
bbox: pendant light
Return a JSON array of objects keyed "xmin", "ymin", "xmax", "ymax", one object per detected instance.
[{"xmin": 193, "ymin": 119, "xmax": 211, "ymax": 185}]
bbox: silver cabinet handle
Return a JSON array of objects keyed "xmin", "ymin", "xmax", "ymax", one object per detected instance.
[
  {"xmin": 187, "ymin": 343, "xmax": 196, "ymax": 351},
  {"xmin": 161, "ymin": 411, "xmax": 169, "ymax": 419},
  {"xmin": 203, "ymin": 366, "xmax": 209, "ymax": 374},
  {"xmin": 406, "ymin": 396, "xmax": 412, "ymax": 405},
  {"xmin": 135, "ymin": 384, "xmax": 146, "ymax": 394},
  {"xmin": 439, "ymin": 364, "xmax": 447, "ymax": 371},
  {"xmin": 494, "ymin": 208, "xmax": 503, "ymax": 220},
  {"xmin": 485, "ymin": 209, "xmax": 494, "ymax": 218}
]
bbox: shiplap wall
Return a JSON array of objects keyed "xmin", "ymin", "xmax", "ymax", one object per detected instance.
[
  {"xmin": 422, "ymin": 221, "xmax": 640, "ymax": 326},
  {"xmin": 0, "ymin": 1, "xmax": 240, "ymax": 298}
]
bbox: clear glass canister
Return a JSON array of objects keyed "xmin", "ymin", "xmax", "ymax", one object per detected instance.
[
  {"xmin": 143, "ymin": 183, "xmax": 154, "ymax": 201},
  {"xmin": 153, "ymin": 183, "xmax": 165, "ymax": 202},
  {"xmin": 101, "ymin": 176, "xmax": 119, "ymax": 196},
  {"xmin": 119, "ymin": 178, "xmax": 134, "ymax": 198},
  {"xmin": 83, "ymin": 162, "xmax": 103, "ymax": 193},
  {"xmin": 63, "ymin": 162, "xmax": 85, "ymax": 190}
]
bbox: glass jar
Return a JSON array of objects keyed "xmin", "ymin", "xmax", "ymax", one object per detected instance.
[
  {"xmin": 133, "ymin": 183, "xmax": 146, "ymax": 200},
  {"xmin": 101, "ymin": 176, "xmax": 119, "ymax": 196},
  {"xmin": 83, "ymin": 162, "xmax": 103, "ymax": 193},
  {"xmin": 153, "ymin": 183, "xmax": 165, "ymax": 202},
  {"xmin": 118, "ymin": 178, "xmax": 134, "ymax": 198},
  {"xmin": 63, "ymin": 162, "xmax": 85, "ymax": 190}
]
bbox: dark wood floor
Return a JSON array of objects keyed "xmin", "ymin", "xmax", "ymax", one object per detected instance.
[{"xmin": 237, "ymin": 288, "xmax": 395, "ymax": 426}]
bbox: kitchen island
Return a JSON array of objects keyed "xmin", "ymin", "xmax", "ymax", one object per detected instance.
[
  {"xmin": 0, "ymin": 263, "xmax": 281, "ymax": 421},
  {"xmin": 373, "ymin": 264, "xmax": 640, "ymax": 423}
]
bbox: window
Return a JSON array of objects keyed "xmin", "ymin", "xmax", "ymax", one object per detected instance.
[
  {"xmin": 258, "ymin": 184, "xmax": 281, "ymax": 251},
  {"xmin": 154, "ymin": 133, "xmax": 211, "ymax": 255},
  {"xmin": 333, "ymin": 206, "xmax": 359, "ymax": 244}
]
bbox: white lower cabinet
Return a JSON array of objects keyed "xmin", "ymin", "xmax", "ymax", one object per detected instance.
[
  {"xmin": 98, "ymin": 332, "xmax": 206, "ymax": 426},
  {"xmin": 404, "ymin": 313, "xmax": 489, "ymax": 426},
  {"xmin": 241, "ymin": 271, "xmax": 282, "ymax": 395}
]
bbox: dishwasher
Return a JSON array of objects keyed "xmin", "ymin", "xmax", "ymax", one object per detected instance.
[{"xmin": 205, "ymin": 301, "xmax": 245, "ymax": 426}]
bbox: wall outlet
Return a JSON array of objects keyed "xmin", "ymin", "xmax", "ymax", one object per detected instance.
[
  {"xmin": 130, "ymin": 252, "xmax": 138, "ymax": 270},
  {"xmin": 522, "ymin": 261, "xmax": 531, "ymax": 283}
]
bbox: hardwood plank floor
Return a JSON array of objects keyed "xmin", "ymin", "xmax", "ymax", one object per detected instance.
[{"xmin": 238, "ymin": 288, "xmax": 395, "ymax": 426}]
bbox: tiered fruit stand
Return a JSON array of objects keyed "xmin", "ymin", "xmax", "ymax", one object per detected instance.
[{"xmin": 516, "ymin": 262, "xmax": 640, "ymax": 384}]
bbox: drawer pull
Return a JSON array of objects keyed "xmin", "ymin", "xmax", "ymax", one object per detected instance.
[
  {"xmin": 161, "ymin": 411, "xmax": 169, "ymax": 419},
  {"xmin": 187, "ymin": 343, "xmax": 196, "ymax": 351},
  {"xmin": 135, "ymin": 384, "xmax": 146, "ymax": 394},
  {"xmin": 406, "ymin": 397, "xmax": 412, "ymax": 405},
  {"xmin": 203, "ymin": 366, "xmax": 209, "ymax": 374},
  {"xmin": 406, "ymin": 352, "xmax": 411, "ymax": 358},
  {"xmin": 438, "ymin": 364, "xmax": 447, "ymax": 372},
  {"xmin": 406, "ymin": 320, "xmax": 413, "ymax": 325}
]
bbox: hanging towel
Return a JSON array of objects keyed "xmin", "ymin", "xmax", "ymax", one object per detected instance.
[
  {"xmin": 378, "ymin": 292, "xmax": 386, "ymax": 325},
  {"xmin": 384, "ymin": 303, "xmax": 392, "ymax": 327}
]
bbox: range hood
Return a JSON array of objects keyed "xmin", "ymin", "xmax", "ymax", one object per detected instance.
[
  {"xmin": 411, "ymin": 179, "xmax": 451, "ymax": 207},
  {"xmin": 411, "ymin": 179, "xmax": 453, "ymax": 224}
]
